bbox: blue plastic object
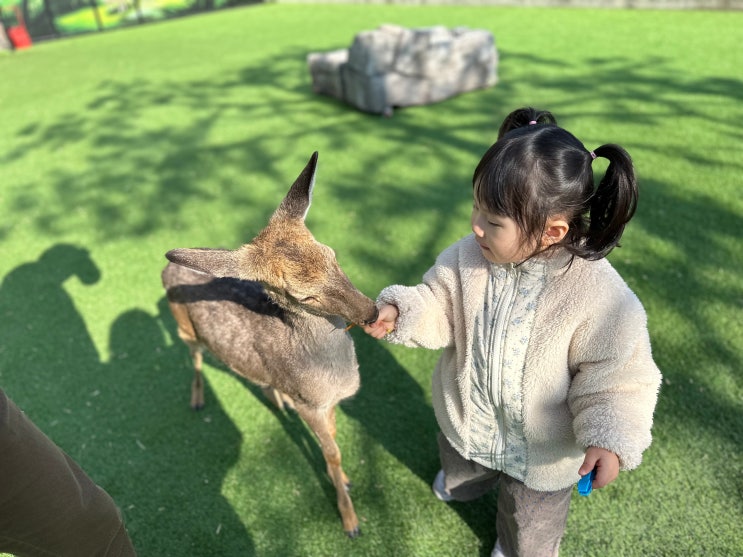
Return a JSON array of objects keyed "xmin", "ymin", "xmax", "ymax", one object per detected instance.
[{"xmin": 577, "ymin": 468, "xmax": 596, "ymax": 496}]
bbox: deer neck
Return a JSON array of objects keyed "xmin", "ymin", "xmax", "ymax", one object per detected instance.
[
  {"xmin": 281, "ymin": 306, "xmax": 347, "ymax": 346},
  {"xmin": 259, "ymin": 284, "xmax": 347, "ymax": 346}
]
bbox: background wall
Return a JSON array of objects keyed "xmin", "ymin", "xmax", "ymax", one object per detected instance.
[{"xmin": 272, "ymin": 0, "xmax": 743, "ymax": 10}]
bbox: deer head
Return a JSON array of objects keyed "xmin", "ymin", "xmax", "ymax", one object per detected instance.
[{"xmin": 166, "ymin": 152, "xmax": 377, "ymax": 327}]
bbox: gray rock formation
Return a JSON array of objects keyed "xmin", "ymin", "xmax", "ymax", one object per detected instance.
[{"xmin": 308, "ymin": 24, "xmax": 498, "ymax": 115}]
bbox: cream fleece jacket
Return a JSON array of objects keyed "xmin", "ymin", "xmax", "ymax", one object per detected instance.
[{"xmin": 378, "ymin": 234, "xmax": 662, "ymax": 491}]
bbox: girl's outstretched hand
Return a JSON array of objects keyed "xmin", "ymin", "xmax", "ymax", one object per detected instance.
[
  {"xmin": 363, "ymin": 304, "xmax": 399, "ymax": 339},
  {"xmin": 579, "ymin": 447, "xmax": 620, "ymax": 490}
]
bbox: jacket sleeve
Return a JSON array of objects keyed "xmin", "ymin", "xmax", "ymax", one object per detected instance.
[
  {"xmin": 567, "ymin": 289, "xmax": 662, "ymax": 471},
  {"xmin": 376, "ymin": 242, "xmax": 462, "ymax": 350}
]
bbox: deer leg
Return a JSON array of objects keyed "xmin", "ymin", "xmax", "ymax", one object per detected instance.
[
  {"xmin": 261, "ymin": 387, "xmax": 296, "ymax": 412},
  {"xmin": 327, "ymin": 407, "xmax": 351, "ymax": 488},
  {"xmin": 281, "ymin": 392, "xmax": 296, "ymax": 411},
  {"xmin": 189, "ymin": 345, "xmax": 204, "ymax": 410},
  {"xmin": 296, "ymin": 403, "xmax": 359, "ymax": 538},
  {"xmin": 262, "ymin": 386, "xmax": 283, "ymax": 410},
  {"xmin": 167, "ymin": 301, "xmax": 205, "ymax": 411}
]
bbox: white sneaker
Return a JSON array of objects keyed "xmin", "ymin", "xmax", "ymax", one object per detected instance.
[
  {"xmin": 432, "ymin": 469, "xmax": 454, "ymax": 502},
  {"xmin": 491, "ymin": 539, "xmax": 506, "ymax": 557}
]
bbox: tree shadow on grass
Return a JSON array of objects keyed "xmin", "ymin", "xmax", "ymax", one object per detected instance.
[
  {"xmin": 614, "ymin": 178, "xmax": 743, "ymax": 455},
  {"xmin": 5, "ymin": 45, "xmax": 743, "ymax": 256},
  {"xmin": 3, "ymin": 38, "xmax": 743, "ymax": 551},
  {"xmin": 0, "ymin": 245, "xmax": 255, "ymax": 557}
]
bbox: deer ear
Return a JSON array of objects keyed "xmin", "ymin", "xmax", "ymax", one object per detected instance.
[
  {"xmin": 166, "ymin": 248, "xmax": 240, "ymax": 277},
  {"xmin": 275, "ymin": 151, "xmax": 318, "ymax": 222}
]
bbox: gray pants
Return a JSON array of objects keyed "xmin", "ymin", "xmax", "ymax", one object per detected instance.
[
  {"xmin": 0, "ymin": 389, "xmax": 136, "ymax": 557},
  {"xmin": 438, "ymin": 433, "xmax": 572, "ymax": 557}
]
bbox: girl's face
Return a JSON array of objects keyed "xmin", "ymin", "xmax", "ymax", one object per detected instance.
[{"xmin": 471, "ymin": 200, "xmax": 536, "ymax": 264}]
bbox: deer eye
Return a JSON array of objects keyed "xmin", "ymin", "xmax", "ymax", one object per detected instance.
[{"xmin": 299, "ymin": 296, "xmax": 319, "ymax": 305}]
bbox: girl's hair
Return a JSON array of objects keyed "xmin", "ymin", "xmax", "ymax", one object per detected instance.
[{"xmin": 473, "ymin": 106, "xmax": 638, "ymax": 261}]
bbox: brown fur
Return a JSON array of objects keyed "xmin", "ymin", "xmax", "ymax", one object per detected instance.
[{"xmin": 161, "ymin": 153, "xmax": 377, "ymax": 537}]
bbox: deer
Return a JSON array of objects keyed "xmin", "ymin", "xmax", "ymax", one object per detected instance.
[{"xmin": 161, "ymin": 152, "xmax": 378, "ymax": 538}]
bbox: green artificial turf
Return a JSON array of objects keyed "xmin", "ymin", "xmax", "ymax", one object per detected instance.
[{"xmin": 1, "ymin": 4, "xmax": 742, "ymax": 556}]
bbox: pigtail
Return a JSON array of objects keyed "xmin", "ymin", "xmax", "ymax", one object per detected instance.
[
  {"xmin": 498, "ymin": 107, "xmax": 557, "ymax": 139},
  {"xmin": 583, "ymin": 144, "xmax": 638, "ymax": 260}
]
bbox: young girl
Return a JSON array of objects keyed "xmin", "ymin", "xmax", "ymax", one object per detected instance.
[{"xmin": 364, "ymin": 107, "xmax": 662, "ymax": 557}]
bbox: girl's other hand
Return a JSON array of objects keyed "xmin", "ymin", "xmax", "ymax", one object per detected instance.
[
  {"xmin": 363, "ymin": 304, "xmax": 399, "ymax": 339},
  {"xmin": 579, "ymin": 447, "xmax": 620, "ymax": 490}
]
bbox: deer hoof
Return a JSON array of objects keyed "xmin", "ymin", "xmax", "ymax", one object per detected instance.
[
  {"xmin": 191, "ymin": 391, "xmax": 205, "ymax": 410},
  {"xmin": 346, "ymin": 526, "xmax": 361, "ymax": 539}
]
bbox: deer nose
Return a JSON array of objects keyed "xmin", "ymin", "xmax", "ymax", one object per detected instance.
[{"xmin": 362, "ymin": 307, "xmax": 379, "ymax": 326}]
